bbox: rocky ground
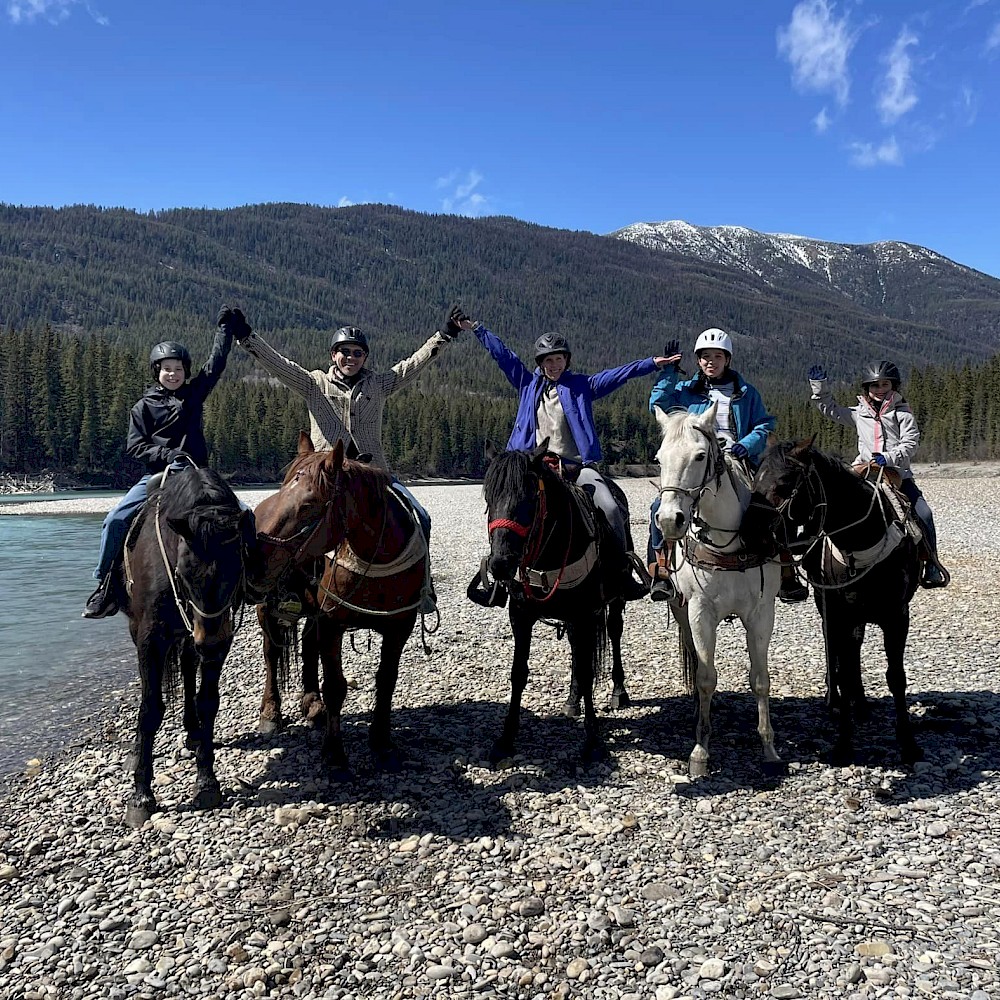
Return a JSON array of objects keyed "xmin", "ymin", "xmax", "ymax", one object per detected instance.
[{"xmin": 1, "ymin": 477, "xmax": 998, "ymax": 1000}]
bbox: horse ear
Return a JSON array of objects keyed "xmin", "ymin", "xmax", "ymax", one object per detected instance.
[
  {"xmin": 530, "ymin": 438, "xmax": 550, "ymax": 462},
  {"xmin": 485, "ymin": 440, "xmax": 499, "ymax": 463},
  {"xmin": 790, "ymin": 435, "xmax": 816, "ymax": 457},
  {"xmin": 167, "ymin": 515, "xmax": 193, "ymax": 541},
  {"xmin": 328, "ymin": 438, "xmax": 345, "ymax": 471},
  {"xmin": 297, "ymin": 431, "xmax": 315, "ymax": 455},
  {"xmin": 696, "ymin": 402, "xmax": 719, "ymax": 433}
]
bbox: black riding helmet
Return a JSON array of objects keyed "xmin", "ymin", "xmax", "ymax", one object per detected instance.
[
  {"xmin": 534, "ymin": 332, "xmax": 571, "ymax": 367},
  {"xmin": 330, "ymin": 326, "xmax": 370, "ymax": 355},
  {"xmin": 149, "ymin": 341, "xmax": 192, "ymax": 380},
  {"xmin": 861, "ymin": 359, "xmax": 901, "ymax": 390}
]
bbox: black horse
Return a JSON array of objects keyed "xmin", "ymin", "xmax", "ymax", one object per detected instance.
[
  {"xmin": 121, "ymin": 466, "xmax": 256, "ymax": 827},
  {"xmin": 477, "ymin": 443, "xmax": 632, "ymax": 764},
  {"xmin": 755, "ymin": 439, "xmax": 922, "ymax": 765}
]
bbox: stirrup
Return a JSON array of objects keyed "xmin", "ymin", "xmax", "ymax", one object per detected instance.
[
  {"xmin": 920, "ymin": 559, "xmax": 950, "ymax": 589},
  {"xmin": 82, "ymin": 577, "xmax": 119, "ymax": 619}
]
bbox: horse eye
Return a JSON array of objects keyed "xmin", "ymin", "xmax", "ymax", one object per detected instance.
[{"xmin": 696, "ymin": 452, "xmax": 707, "ymax": 462}]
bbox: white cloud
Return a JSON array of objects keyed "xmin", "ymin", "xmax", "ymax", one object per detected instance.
[
  {"xmin": 813, "ymin": 106, "xmax": 832, "ymax": 133},
  {"xmin": 877, "ymin": 27, "xmax": 919, "ymax": 124},
  {"xmin": 437, "ymin": 169, "xmax": 493, "ymax": 217},
  {"xmin": 7, "ymin": 0, "xmax": 107, "ymax": 25},
  {"xmin": 337, "ymin": 196, "xmax": 354, "ymax": 208},
  {"xmin": 987, "ymin": 21, "xmax": 1000, "ymax": 52},
  {"xmin": 849, "ymin": 136, "xmax": 902, "ymax": 167},
  {"xmin": 777, "ymin": 0, "xmax": 859, "ymax": 107}
]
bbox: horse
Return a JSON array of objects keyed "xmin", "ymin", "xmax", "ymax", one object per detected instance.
[
  {"xmin": 754, "ymin": 439, "xmax": 923, "ymax": 765},
  {"xmin": 477, "ymin": 441, "xmax": 633, "ymax": 764},
  {"xmin": 653, "ymin": 405, "xmax": 783, "ymax": 778},
  {"xmin": 251, "ymin": 432, "xmax": 426, "ymax": 777},
  {"xmin": 121, "ymin": 465, "xmax": 256, "ymax": 828}
]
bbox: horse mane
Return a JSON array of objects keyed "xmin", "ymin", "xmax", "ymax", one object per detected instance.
[
  {"xmin": 283, "ymin": 449, "xmax": 393, "ymax": 500},
  {"xmin": 483, "ymin": 448, "xmax": 564, "ymax": 508},
  {"xmin": 759, "ymin": 440, "xmax": 855, "ymax": 483},
  {"xmin": 158, "ymin": 466, "xmax": 239, "ymax": 517},
  {"xmin": 656, "ymin": 408, "xmax": 706, "ymax": 448}
]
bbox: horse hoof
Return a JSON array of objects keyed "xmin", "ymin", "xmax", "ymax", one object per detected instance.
[
  {"xmin": 582, "ymin": 743, "xmax": 609, "ymax": 764},
  {"xmin": 124, "ymin": 803, "xmax": 153, "ymax": 829},
  {"xmin": 828, "ymin": 746, "xmax": 855, "ymax": 767},
  {"xmin": 489, "ymin": 742, "xmax": 514, "ymax": 766},
  {"xmin": 563, "ymin": 700, "xmax": 582, "ymax": 719},
  {"xmin": 258, "ymin": 716, "xmax": 283, "ymax": 736},
  {"xmin": 185, "ymin": 735, "xmax": 201, "ymax": 751},
  {"xmin": 609, "ymin": 690, "xmax": 631, "ymax": 711},
  {"xmin": 328, "ymin": 766, "xmax": 353, "ymax": 784},
  {"xmin": 900, "ymin": 743, "xmax": 924, "ymax": 766},
  {"xmin": 762, "ymin": 759, "xmax": 788, "ymax": 778},
  {"xmin": 194, "ymin": 785, "xmax": 223, "ymax": 810},
  {"xmin": 689, "ymin": 757, "xmax": 710, "ymax": 779}
]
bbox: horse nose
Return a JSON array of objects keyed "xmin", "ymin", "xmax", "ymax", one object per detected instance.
[
  {"xmin": 487, "ymin": 551, "xmax": 517, "ymax": 582},
  {"xmin": 192, "ymin": 615, "xmax": 233, "ymax": 649}
]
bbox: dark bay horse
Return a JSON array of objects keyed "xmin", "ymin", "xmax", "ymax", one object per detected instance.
[
  {"xmin": 122, "ymin": 466, "xmax": 256, "ymax": 828},
  {"xmin": 252, "ymin": 433, "xmax": 425, "ymax": 777},
  {"xmin": 755, "ymin": 439, "xmax": 922, "ymax": 765},
  {"xmin": 478, "ymin": 443, "xmax": 631, "ymax": 764}
]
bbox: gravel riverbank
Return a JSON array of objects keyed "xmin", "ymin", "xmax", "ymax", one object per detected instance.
[{"xmin": 1, "ymin": 477, "xmax": 998, "ymax": 1000}]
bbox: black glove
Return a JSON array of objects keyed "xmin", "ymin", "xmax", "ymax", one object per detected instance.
[
  {"xmin": 218, "ymin": 306, "xmax": 252, "ymax": 341},
  {"xmin": 442, "ymin": 304, "xmax": 469, "ymax": 340},
  {"xmin": 664, "ymin": 339, "xmax": 680, "ymax": 357}
]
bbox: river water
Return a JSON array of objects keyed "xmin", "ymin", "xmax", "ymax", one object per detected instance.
[{"xmin": 0, "ymin": 511, "xmax": 138, "ymax": 778}]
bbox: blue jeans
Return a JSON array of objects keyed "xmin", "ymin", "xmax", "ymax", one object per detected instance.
[
  {"xmin": 94, "ymin": 475, "xmax": 150, "ymax": 579},
  {"xmin": 648, "ymin": 495, "xmax": 664, "ymax": 561},
  {"xmin": 390, "ymin": 479, "xmax": 431, "ymax": 543},
  {"xmin": 900, "ymin": 477, "xmax": 936, "ymax": 551}
]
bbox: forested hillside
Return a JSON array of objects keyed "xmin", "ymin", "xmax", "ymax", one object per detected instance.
[{"xmin": 1, "ymin": 202, "xmax": 997, "ymax": 483}]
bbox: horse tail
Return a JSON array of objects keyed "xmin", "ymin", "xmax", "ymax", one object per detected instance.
[
  {"xmin": 678, "ymin": 623, "xmax": 698, "ymax": 695},
  {"xmin": 593, "ymin": 604, "xmax": 610, "ymax": 687},
  {"xmin": 272, "ymin": 623, "xmax": 299, "ymax": 694}
]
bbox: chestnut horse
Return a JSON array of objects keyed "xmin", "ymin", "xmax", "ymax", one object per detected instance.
[
  {"xmin": 122, "ymin": 466, "xmax": 256, "ymax": 827},
  {"xmin": 252, "ymin": 433, "xmax": 425, "ymax": 777}
]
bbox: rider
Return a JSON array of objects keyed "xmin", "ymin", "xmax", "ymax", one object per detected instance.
[
  {"xmin": 224, "ymin": 306, "xmax": 463, "ymax": 613},
  {"xmin": 83, "ymin": 327, "xmax": 238, "ymax": 618},
  {"xmin": 808, "ymin": 359, "xmax": 947, "ymax": 588},
  {"xmin": 648, "ymin": 328, "xmax": 809, "ymax": 603},
  {"xmin": 467, "ymin": 312, "xmax": 671, "ymax": 600}
]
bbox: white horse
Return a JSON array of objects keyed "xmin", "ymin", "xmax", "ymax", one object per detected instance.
[{"xmin": 654, "ymin": 404, "xmax": 783, "ymax": 778}]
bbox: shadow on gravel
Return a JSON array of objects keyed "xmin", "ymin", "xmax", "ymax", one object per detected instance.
[{"xmin": 218, "ymin": 685, "xmax": 1000, "ymax": 836}]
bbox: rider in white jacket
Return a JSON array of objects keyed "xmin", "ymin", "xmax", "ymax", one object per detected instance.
[{"xmin": 808, "ymin": 359, "xmax": 947, "ymax": 588}]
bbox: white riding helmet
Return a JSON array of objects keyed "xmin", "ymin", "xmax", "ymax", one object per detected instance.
[{"xmin": 694, "ymin": 328, "xmax": 733, "ymax": 357}]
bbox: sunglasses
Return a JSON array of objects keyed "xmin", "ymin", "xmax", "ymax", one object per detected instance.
[{"xmin": 336, "ymin": 348, "xmax": 367, "ymax": 359}]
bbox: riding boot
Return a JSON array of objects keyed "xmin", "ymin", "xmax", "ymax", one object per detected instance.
[
  {"xmin": 920, "ymin": 551, "xmax": 950, "ymax": 589},
  {"xmin": 778, "ymin": 561, "xmax": 809, "ymax": 603},
  {"xmin": 647, "ymin": 546, "xmax": 676, "ymax": 603},
  {"xmin": 82, "ymin": 571, "xmax": 120, "ymax": 619},
  {"xmin": 621, "ymin": 552, "xmax": 650, "ymax": 602}
]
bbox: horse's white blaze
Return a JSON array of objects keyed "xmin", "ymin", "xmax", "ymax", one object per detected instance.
[{"xmin": 654, "ymin": 406, "xmax": 782, "ymax": 774}]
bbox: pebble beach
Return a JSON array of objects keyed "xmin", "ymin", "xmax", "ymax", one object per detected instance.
[{"xmin": 1, "ymin": 471, "xmax": 999, "ymax": 1000}]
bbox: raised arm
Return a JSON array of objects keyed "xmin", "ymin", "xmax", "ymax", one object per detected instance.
[
  {"xmin": 808, "ymin": 365, "xmax": 858, "ymax": 428},
  {"xmin": 589, "ymin": 356, "xmax": 662, "ymax": 400},
  {"xmin": 471, "ymin": 321, "xmax": 533, "ymax": 391}
]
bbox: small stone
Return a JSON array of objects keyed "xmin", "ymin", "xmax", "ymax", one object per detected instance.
[
  {"xmin": 770, "ymin": 987, "xmax": 803, "ymax": 999},
  {"xmin": 463, "ymin": 923, "xmax": 487, "ymax": 944},
  {"xmin": 128, "ymin": 930, "xmax": 159, "ymax": 950},
  {"xmin": 519, "ymin": 897, "xmax": 545, "ymax": 917},
  {"xmin": 0, "ymin": 865, "xmax": 19, "ymax": 880},
  {"xmin": 700, "ymin": 958, "xmax": 726, "ymax": 979},
  {"xmin": 427, "ymin": 964, "xmax": 458, "ymax": 981},
  {"xmin": 925, "ymin": 820, "xmax": 949, "ymax": 837},
  {"xmin": 640, "ymin": 946, "xmax": 665, "ymax": 967},
  {"xmin": 856, "ymin": 940, "xmax": 892, "ymax": 958},
  {"xmin": 845, "ymin": 962, "xmax": 863, "ymax": 984},
  {"xmin": 566, "ymin": 957, "xmax": 590, "ymax": 979}
]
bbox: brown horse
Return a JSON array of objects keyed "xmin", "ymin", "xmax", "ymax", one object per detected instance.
[
  {"xmin": 122, "ymin": 466, "xmax": 256, "ymax": 828},
  {"xmin": 252, "ymin": 433, "xmax": 425, "ymax": 777}
]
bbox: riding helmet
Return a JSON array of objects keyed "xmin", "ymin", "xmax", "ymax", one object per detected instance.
[
  {"xmin": 330, "ymin": 326, "xmax": 370, "ymax": 355},
  {"xmin": 534, "ymin": 332, "xmax": 571, "ymax": 366},
  {"xmin": 860, "ymin": 359, "xmax": 901, "ymax": 389},
  {"xmin": 149, "ymin": 341, "xmax": 192, "ymax": 379},
  {"xmin": 693, "ymin": 328, "xmax": 733, "ymax": 357}
]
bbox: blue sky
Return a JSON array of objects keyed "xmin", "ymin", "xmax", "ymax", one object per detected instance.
[{"xmin": 2, "ymin": 0, "xmax": 999, "ymax": 276}]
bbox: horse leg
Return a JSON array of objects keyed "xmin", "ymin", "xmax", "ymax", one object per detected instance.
[
  {"xmin": 314, "ymin": 622, "xmax": 351, "ymax": 778},
  {"xmin": 190, "ymin": 645, "xmax": 227, "ymax": 810},
  {"xmin": 829, "ymin": 623, "xmax": 865, "ymax": 765},
  {"xmin": 125, "ymin": 633, "xmax": 167, "ymax": 828},
  {"xmin": 568, "ymin": 622, "xmax": 608, "ymax": 763},
  {"xmin": 181, "ymin": 645, "xmax": 201, "ymax": 752},
  {"xmin": 745, "ymin": 604, "xmax": 783, "ymax": 775},
  {"xmin": 300, "ymin": 618, "xmax": 326, "ymax": 727},
  {"xmin": 688, "ymin": 608, "xmax": 719, "ymax": 779},
  {"xmin": 258, "ymin": 606, "xmax": 285, "ymax": 735},
  {"xmin": 491, "ymin": 606, "xmax": 533, "ymax": 764},
  {"xmin": 607, "ymin": 598, "xmax": 630, "ymax": 710},
  {"xmin": 564, "ymin": 667, "xmax": 582, "ymax": 719},
  {"xmin": 883, "ymin": 611, "xmax": 921, "ymax": 764},
  {"xmin": 369, "ymin": 623, "xmax": 410, "ymax": 773}
]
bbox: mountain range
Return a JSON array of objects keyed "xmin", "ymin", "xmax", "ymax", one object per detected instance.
[{"xmin": 1, "ymin": 203, "xmax": 998, "ymax": 398}]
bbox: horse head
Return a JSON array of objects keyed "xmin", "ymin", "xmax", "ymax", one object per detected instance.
[
  {"xmin": 254, "ymin": 433, "xmax": 349, "ymax": 588},
  {"xmin": 654, "ymin": 404, "xmax": 731, "ymax": 541},
  {"xmin": 483, "ymin": 440, "xmax": 551, "ymax": 583},
  {"xmin": 158, "ymin": 469, "xmax": 249, "ymax": 652},
  {"xmin": 754, "ymin": 436, "xmax": 820, "ymax": 533}
]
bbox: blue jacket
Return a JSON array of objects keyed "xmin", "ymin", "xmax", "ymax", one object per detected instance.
[
  {"xmin": 649, "ymin": 367, "xmax": 775, "ymax": 459},
  {"xmin": 475, "ymin": 325, "xmax": 659, "ymax": 463}
]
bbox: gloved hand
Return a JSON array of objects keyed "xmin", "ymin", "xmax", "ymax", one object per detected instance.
[
  {"xmin": 729, "ymin": 442, "xmax": 749, "ymax": 460},
  {"xmin": 442, "ymin": 304, "xmax": 469, "ymax": 340},
  {"xmin": 808, "ymin": 364, "xmax": 827, "ymax": 380},
  {"xmin": 872, "ymin": 453, "xmax": 887, "ymax": 467},
  {"xmin": 218, "ymin": 306, "xmax": 252, "ymax": 341}
]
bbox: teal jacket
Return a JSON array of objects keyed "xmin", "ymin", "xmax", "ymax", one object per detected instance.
[{"xmin": 649, "ymin": 367, "xmax": 775, "ymax": 459}]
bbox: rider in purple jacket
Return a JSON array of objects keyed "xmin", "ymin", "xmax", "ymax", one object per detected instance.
[{"xmin": 471, "ymin": 317, "xmax": 669, "ymax": 599}]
